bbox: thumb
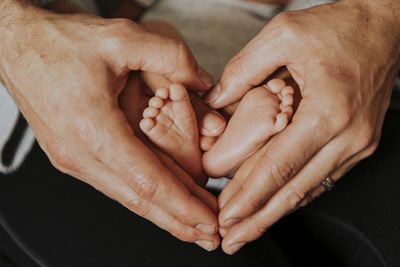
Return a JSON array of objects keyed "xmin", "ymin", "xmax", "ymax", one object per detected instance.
[
  {"xmin": 204, "ymin": 34, "xmax": 287, "ymax": 108},
  {"xmin": 103, "ymin": 22, "xmax": 213, "ymax": 91}
]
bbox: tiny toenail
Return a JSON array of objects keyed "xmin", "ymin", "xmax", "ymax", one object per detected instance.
[{"xmin": 204, "ymin": 84, "xmax": 221, "ymax": 104}]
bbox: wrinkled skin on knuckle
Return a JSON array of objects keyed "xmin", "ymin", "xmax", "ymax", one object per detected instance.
[
  {"xmin": 46, "ymin": 140, "xmax": 79, "ymax": 174},
  {"xmin": 168, "ymin": 39, "xmax": 198, "ymax": 81},
  {"xmin": 99, "ymin": 19, "xmax": 144, "ymax": 69},
  {"xmin": 269, "ymin": 12, "xmax": 300, "ymax": 41},
  {"xmin": 131, "ymin": 173, "xmax": 158, "ymax": 201},
  {"xmin": 362, "ymin": 140, "xmax": 380, "ymax": 158},
  {"xmin": 240, "ymin": 183, "xmax": 265, "ymax": 210},
  {"xmin": 330, "ymin": 105, "xmax": 353, "ymax": 133},
  {"xmin": 103, "ymin": 18, "xmax": 143, "ymax": 41},
  {"xmin": 222, "ymin": 55, "xmax": 250, "ymax": 86},
  {"xmin": 266, "ymin": 157, "xmax": 298, "ymax": 188},
  {"xmin": 351, "ymin": 124, "xmax": 377, "ymax": 154},
  {"xmin": 255, "ymin": 226, "xmax": 267, "ymax": 237},
  {"xmin": 124, "ymin": 195, "xmax": 150, "ymax": 217},
  {"xmin": 283, "ymin": 187, "xmax": 306, "ymax": 211},
  {"xmin": 302, "ymin": 111, "xmax": 331, "ymax": 138}
]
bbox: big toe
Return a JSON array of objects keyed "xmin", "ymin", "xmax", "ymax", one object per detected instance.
[
  {"xmin": 189, "ymin": 92, "xmax": 226, "ymax": 137},
  {"xmin": 201, "ymin": 111, "xmax": 226, "ymax": 137}
]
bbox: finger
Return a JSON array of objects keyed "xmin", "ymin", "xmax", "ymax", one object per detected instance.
[
  {"xmin": 189, "ymin": 92, "xmax": 226, "ymax": 137},
  {"xmin": 218, "ymin": 139, "xmax": 273, "ymax": 210},
  {"xmin": 302, "ymin": 148, "xmax": 373, "ymax": 206},
  {"xmin": 204, "ymin": 34, "xmax": 289, "ymax": 108},
  {"xmin": 218, "ymin": 108, "xmax": 334, "ymax": 228},
  {"xmin": 103, "ymin": 22, "xmax": 213, "ymax": 90},
  {"xmin": 95, "ymin": 110, "xmax": 219, "ymax": 235},
  {"xmin": 154, "ymin": 146, "xmax": 219, "ymax": 214},
  {"xmin": 79, "ymin": 159, "xmax": 220, "ymax": 250},
  {"xmin": 221, "ymin": 137, "xmax": 353, "ymax": 254}
]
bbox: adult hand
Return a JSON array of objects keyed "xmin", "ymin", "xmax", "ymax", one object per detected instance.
[
  {"xmin": 205, "ymin": 0, "xmax": 400, "ymax": 254},
  {"xmin": 0, "ymin": 0, "xmax": 219, "ymax": 250}
]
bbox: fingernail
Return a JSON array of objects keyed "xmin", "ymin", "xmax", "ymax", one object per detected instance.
[
  {"xmin": 219, "ymin": 227, "xmax": 227, "ymax": 237},
  {"xmin": 226, "ymin": 242, "xmax": 246, "ymax": 255},
  {"xmin": 196, "ymin": 224, "xmax": 217, "ymax": 235},
  {"xmin": 204, "ymin": 84, "xmax": 221, "ymax": 104},
  {"xmin": 222, "ymin": 218, "xmax": 240, "ymax": 228},
  {"xmin": 195, "ymin": 240, "xmax": 214, "ymax": 251},
  {"xmin": 199, "ymin": 68, "xmax": 214, "ymax": 89}
]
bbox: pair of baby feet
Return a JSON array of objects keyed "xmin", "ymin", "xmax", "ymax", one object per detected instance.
[{"xmin": 139, "ymin": 78, "xmax": 295, "ymax": 181}]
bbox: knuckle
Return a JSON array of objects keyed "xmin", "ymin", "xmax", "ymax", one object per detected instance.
[
  {"xmin": 124, "ymin": 196, "xmax": 150, "ymax": 217},
  {"xmin": 368, "ymin": 137, "xmax": 380, "ymax": 153},
  {"xmin": 46, "ymin": 141, "xmax": 79, "ymax": 173},
  {"xmin": 304, "ymin": 112, "xmax": 326, "ymax": 129},
  {"xmin": 166, "ymin": 38, "xmax": 197, "ymax": 79},
  {"xmin": 267, "ymin": 159, "xmax": 297, "ymax": 187},
  {"xmin": 272, "ymin": 12, "xmax": 298, "ymax": 39},
  {"xmin": 71, "ymin": 115, "xmax": 107, "ymax": 157},
  {"xmin": 256, "ymin": 226, "xmax": 267, "ymax": 237},
  {"xmin": 101, "ymin": 19, "xmax": 140, "ymax": 53},
  {"xmin": 354, "ymin": 126, "xmax": 376, "ymax": 152},
  {"xmin": 360, "ymin": 136, "xmax": 380, "ymax": 158},
  {"xmin": 273, "ymin": 12, "xmax": 292, "ymax": 26},
  {"xmin": 283, "ymin": 187, "xmax": 306, "ymax": 210},
  {"xmin": 133, "ymin": 175, "xmax": 158, "ymax": 200},
  {"xmin": 102, "ymin": 35, "xmax": 125, "ymax": 55},
  {"xmin": 173, "ymin": 39, "xmax": 193, "ymax": 67},
  {"xmin": 240, "ymin": 187, "xmax": 264, "ymax": 210},
  {"xmin": 303, "ymin": 111, "xmax": 332, "ymax": 135},
  {"xmin": 334, "ymin": 112, "xmax": 352, "ymax": 131},
  {"xmin": 224, "ymin": 57, "xmax": 248, "ymax": 84},
  {"xmin": 330, "ymin": 98, "xmax": 354, "ymax": 131}
]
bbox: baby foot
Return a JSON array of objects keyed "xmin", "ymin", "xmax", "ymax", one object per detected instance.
[
  {"xmin": 140, "ymin": 83, "xmax": 207, "ymax": 185},
  {"xmin": 140, "ymin": 71, "xmax": 226, "ymax": 153},
  {"xmin": 203, "ymin": 78, "xmax": 294, "ymax": 178}
]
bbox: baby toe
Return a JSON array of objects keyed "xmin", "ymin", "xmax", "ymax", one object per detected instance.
[
  {"xmin": 155, "ymin": 87, "xmax": 169, "ymax": 99},
  {"xmin": 143, "ymin": 106, "xmax": 159, "ymax": 118},
  {"xmin": 149, "ymin": 96, "xmax": 164, "ymax": 109},
  {"xmin": 281, "ymin": 85, "xmax": 294, "ymax": 96},
  {"xmin": 282, "ymin": 105, "xmax": 293, "ymax": 117},
  {"xmin": 169, "ymin": 83, "xmax": 189, "ymax": 102},
  {"xmin": 265, "ymin": 78, "xmax": 286, "ymax": 94},
  {"xmin": 275, "ymin": 112, "xmax": 289, "ymax": 132},
  {"xmin": 282, "ymin": 93, "xmax": 293, "ymax": 107},
  {"xmin": 140, "ymin": 118, "xmax": 156, "ymax": 132}
]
